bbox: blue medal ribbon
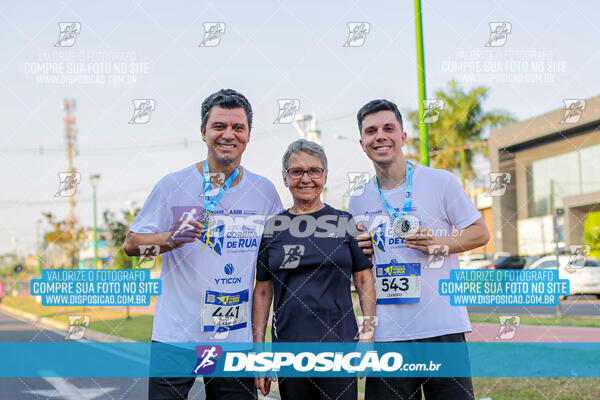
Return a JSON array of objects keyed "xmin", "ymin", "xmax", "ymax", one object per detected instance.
[
  {"xmin": 202, "ymin": 159, "xmax": 240, "ymax": 213},
  {"xmin": 375, "ymin": 161, "xmax": 413, "ymax": 226}
]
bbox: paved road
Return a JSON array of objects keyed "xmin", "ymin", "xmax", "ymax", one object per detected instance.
[
  {"xmin": 468, "ymin": 297, "xmax": 600, "ymax": 317},
  {"xmin": 468, "ymin": 322, "xmax": 600, "ymax": 342},
  {"xmin": 0, "ymin": 310, "xmax": 216, "ymax": 400},
  {"xmin": 5, "ymin": 304, "xmax": 598, "ymax": 399},
  {"xmin": 108, "ymin": 297, "xmax": 600, "ymax": 319}
]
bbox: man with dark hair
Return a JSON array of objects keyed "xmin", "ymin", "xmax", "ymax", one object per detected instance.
[
  {"xmin": 124, "ymin": 89, "xmax": 374, "ymax": 399},
  {"xmin": 356, "ymin": 98, "xmax": 404, "ymax": 134},
  {"xmin": 200, "ymin": 89, "xmax": 254, "ymax": 132},
  {"xmin": 348, "ymin": 99, "xmax": 490, "ymax": 400},
  {"xmin": 124, "ymin": 88, "xmax": 282, "ymax": 400}
]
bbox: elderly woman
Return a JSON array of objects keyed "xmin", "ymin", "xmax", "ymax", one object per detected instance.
[{"xmin": 252, "ymin": 139, "xmax": 376, "ymax": 400}]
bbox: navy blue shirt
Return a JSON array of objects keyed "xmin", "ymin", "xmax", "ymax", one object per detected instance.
[{"xmin": 256, "ymin": 204, "xmax": 372, "ymax": 342}]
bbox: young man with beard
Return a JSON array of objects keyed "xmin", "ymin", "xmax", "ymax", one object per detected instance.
[{"xmin": 348, "ymin": 99, "xmax": 489, "ymax": 400}]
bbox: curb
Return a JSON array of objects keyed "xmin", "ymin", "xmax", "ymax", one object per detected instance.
[{"xmin": 0, "ymin": 304, "xmax": 135, "ymax": 343}]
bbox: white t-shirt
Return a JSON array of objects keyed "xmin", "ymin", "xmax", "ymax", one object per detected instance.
[
  {"xmin": 131, "ymin": 164, "xmax": 283, "ymax": 343},
  {"xmin": 348, "ymin": 164, "xmax": 481, "ymax": 341}
]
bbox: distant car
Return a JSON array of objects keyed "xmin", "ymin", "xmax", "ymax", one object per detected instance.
[
  {"xmin": 493, "ymin": 251, "xmax": 511, "ymax": 260},
  {"xmin": 487, "ymin": 255, "xmax": 527, "ymax": 270},
  {"xmin": 524, "ymin": 254, "xmax": 545, "ymax": 269},
  {"xmin": 459, "ymin": 253, "xmax": 493, "ymax": 269},
  {"xmin": 526, "ymin": 255, "xmax": 600, "ymax": 298}
]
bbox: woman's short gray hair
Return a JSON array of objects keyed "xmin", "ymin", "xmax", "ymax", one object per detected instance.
[{"xmin": 282, "ymin": 139, "xmax": 328, "ymax": 172}]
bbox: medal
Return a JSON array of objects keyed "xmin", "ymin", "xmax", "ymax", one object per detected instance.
[
  {"xmin": 393, "ymin": 215, "xmax": 418, "ymax": 238},
  {"xmin": 202, "ymin": 159, "xmax": 239, "ymax": 228},
  {"xmin": 376, "ymin": 161, "xmax": 417, "ymax": 238},
  {"xmin": 393, "ymin": 217, "xmax": 411, "ymax": 239},
  {"xmin": 200, "ymin": 210, "xmax": 216, "ymax": 228}
]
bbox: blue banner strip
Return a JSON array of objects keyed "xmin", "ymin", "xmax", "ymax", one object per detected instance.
[{"xmin": 1, "ymin": 342, "xmax": 599, "ymax": 378}]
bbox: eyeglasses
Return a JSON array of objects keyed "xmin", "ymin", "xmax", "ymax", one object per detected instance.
[{"xmin": 286, "ymin": 167, "xmax": 325, "ymax": 179}]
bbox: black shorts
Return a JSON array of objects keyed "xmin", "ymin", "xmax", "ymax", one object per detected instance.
[
  {"xmin": 148, "ymin": 376, "xmax": 256, "ymax": 400},
  {"xmin": 278, "ymin": 376, "xmax": 357, "ymax": 400},
  {"xmin": 365, "ymin": 332, "xmax": 474, "ymax": 400},
  {"xmin": 147, "ymin": 341, "xmax": 257, "ymax": 400}
]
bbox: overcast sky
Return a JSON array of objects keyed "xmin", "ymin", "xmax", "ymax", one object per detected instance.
[{"xmin": 1, "ymin": 0, "xmax": 598, "ymax": 255}]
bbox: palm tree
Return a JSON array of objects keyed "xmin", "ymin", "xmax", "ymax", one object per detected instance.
[{"xmin": 406, "ymin": 80, "xmax": 516, "ymax": 187}]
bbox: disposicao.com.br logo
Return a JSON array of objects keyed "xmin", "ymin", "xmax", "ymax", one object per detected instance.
[
  {"xmin": 183, "ymin": 343, "xmax": 461, "ymax": 377},
  {"xmin": 223, "ymin": 351, "xmax": 441, "ymax": 374}
]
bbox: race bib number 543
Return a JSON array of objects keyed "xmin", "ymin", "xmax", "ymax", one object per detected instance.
[{"xmin": 375, "ymin": 261, "xmax": 420, "ymax": 304}]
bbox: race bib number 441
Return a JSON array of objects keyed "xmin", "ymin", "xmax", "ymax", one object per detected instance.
[
  {"xmin": 202, "ymin": 289, "xmax": 249, "ymax": 332},
  {"xmin": 375, "ymin": 261, "xmax": 421, "ymax": 304}
]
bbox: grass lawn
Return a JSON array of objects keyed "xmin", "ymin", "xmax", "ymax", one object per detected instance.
[
  {"xmin": 468, "ymin": 313, "xmax": 600, "ymax": 328},
  {"xmin": 472, "ymin": 377, "xmax": 600, "ymax": 400},
  {"xmin": 2, "ymin": 295, "xmax": 153, "ymax": 342},
  {"xmin": 358, "ymin": 377, "xmax": 600, "ymax": 399},
  {"xmin": 4, "ymin": 295, "xmax": 600, "ymax": 398}
]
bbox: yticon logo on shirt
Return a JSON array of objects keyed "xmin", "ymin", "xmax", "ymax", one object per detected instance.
[
  {"xmin": 192, "ymin": 345, "xmax": 222, "ymax": 375},
  {"xmin": 215, "ymin": 264, "xmax": 242, "ymax": 285}
]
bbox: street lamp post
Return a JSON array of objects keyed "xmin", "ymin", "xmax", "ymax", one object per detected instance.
[
  {"xmin": 127, "ymin": 200, "xmax": 138, "ymax": 269},
  {"xmin": 415, "ymin": 0, "xmax": 430, "ymax": 166},
  {"xmin": 89, "ymin": 174, "xmax": 101, "ymax": 269},
  {"xmin": 11, "ymin": 237, "xmax": 19, "ymax": 296},
  {"xmin": 35, "ymin": 219, "xmax": 43, "ymax": 303},
  {"xmin": 125, "ymin": 200, "xmax": 138, "ymax": 321},
  {"xmin": 36, "ymin": 219, "xmax": 42, "ymax": 278}
]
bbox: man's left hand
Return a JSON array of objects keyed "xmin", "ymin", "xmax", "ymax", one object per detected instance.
[{"xmin": 403, "ymin": 227, "xmax": 436, "ymax": 254}]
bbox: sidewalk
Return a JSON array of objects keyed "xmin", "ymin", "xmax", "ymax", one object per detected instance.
[
  {"xmin": 0, "ymin": 303, "xmax": 132, "ymax": 342},
  {"xmin": 108, "ymin": 302, "xmax": 600, "ymax": 342},
  {"xmin": 6, "ymin": 297, "xmax": 600, "ymax": 343},
  {"xmin": 106, "ymin": 304, "xmax": 155, "ymax": 315}
]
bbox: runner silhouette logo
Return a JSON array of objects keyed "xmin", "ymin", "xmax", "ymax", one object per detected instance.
[
  {"xmin": 280, "ymin": 245, "xmax": 305, "ymax": 269},
  {"xmin": 192, "ymin": 345, "xmax": 222, "ymax": 375},
  {"xmin": 486, "ymin": 172, "xmax": 511, "ymax": 197}
]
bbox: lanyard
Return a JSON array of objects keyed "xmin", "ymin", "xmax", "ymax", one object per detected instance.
[
  {"xmin": 202, "ymin": 159, "xmax": 240, "ymax": 212},
  {"xmin": 375, "ymin": 161, "xmax": 413, "ymax": 225}
]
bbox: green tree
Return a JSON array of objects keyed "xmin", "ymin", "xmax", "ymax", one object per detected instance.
[
  {"xmin": 103, "ymin": 207, "xmax": 140, "ymax": 320},
  {"xmin": 102, "ymin": 208, "xmax": 138, "ymax": 269},
  {"xmin": 584, "ymin": 211, "xmax": 600, "ymax": 259},
  {"xmin": 406, "ymin": 80, "xmax": 516, "ymax": 187}
]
